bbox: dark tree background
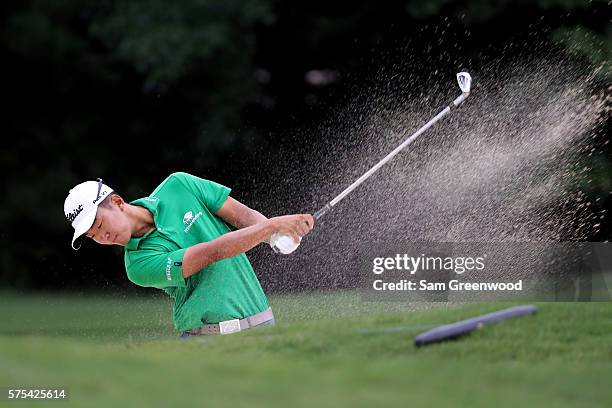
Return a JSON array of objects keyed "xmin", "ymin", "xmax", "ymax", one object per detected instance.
[{"xmin": 2, "ymin": 0, "xmax": 610, "ymax": 290}]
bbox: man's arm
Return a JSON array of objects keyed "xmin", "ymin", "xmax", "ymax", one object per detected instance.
[
  {"xmin": 182, "ymin": 222, "xmax": 271, "ymax": 278},
  {"xmin": 215, "ymin": 196, "xmax": 267, "ymax": 229},
  {"xmin": 182, "ymin": 213, "xmax": 314, "ymax": 279}
]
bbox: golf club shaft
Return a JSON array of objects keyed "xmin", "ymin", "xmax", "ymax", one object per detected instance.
[{"xmin": 313, "ymin": 94, "xmax": 468, "ymax": 220}]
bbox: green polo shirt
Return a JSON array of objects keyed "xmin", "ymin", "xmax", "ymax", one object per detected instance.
[{"xmin": 124, "ymin": 172, "xmax": 269, "ymax": 331}]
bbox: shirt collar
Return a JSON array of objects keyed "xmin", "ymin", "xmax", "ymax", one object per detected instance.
[{"xmin": 126, "ymin": 196, "xmax": 160, "ymax": 250}]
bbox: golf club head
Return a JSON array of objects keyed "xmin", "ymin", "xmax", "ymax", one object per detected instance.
[{"xmin": 457, "ymin": 72, "xmax": 471, "ymax": 93}]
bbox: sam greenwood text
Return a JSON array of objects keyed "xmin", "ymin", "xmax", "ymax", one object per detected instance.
[{"xmin": 372, "ymin": 279, "xmax": 523, "ymax": 291}]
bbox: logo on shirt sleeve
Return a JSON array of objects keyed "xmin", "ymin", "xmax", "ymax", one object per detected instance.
[{"xmin": 165, "ymin": 257, "xmax": 172, "ymax": 281}]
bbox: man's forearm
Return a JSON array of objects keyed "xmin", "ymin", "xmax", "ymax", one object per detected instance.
[
  {"xmin": 215, "ymin": 197, "xmax": 268, "ymax": 230},
  {"xmin": 242, "ymin": 210, "xmax": 269, "ymax": 243},
  {"xmin": 182, "ymin": 221, "xmax": 272, "ymax": 278},
  {"xmin": 235, "ymin": 208, "xmax": 267, "ymax": 229}
]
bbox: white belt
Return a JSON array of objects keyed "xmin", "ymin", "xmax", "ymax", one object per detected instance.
[{"xmin": 184, "ymin": 307, "xmax": 274, "ymax": 335}]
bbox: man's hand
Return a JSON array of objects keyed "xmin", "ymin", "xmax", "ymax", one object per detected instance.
[{"xmin": 265, "ymin": 214, "xmax": 314, "ymax": 244}]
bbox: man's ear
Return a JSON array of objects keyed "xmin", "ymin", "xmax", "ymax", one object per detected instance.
[{"xmin": 110, "ymin": 193, "xmax": 125, "ymax": 208}]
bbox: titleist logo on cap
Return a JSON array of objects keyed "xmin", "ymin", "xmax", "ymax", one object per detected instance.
[
  {"xmin": 66, "ymin": 204, "xmax": 83, "ymax": 223},
  {"xmin": 93, "ymin": 190, "xmax": 108, "ymax": 205}
]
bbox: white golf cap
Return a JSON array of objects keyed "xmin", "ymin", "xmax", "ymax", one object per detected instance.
[{"xmin": 64, "ymin": 179, "xmax": 114, "ymax": 250}]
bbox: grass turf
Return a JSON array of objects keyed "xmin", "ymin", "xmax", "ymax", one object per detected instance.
[{"xmin": 1, "ymin": 290, "xmax": 611, "ymax": 407}]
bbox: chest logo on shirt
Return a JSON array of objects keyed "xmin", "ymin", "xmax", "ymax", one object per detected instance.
[{"xmin": 183, "ymin": 210, "xmax": 203, "ymax": 233}]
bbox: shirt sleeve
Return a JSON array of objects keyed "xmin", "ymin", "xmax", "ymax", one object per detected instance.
[
  {"xmin": 171, "ymin": 172, "xmax": 231, "ymax": 213},
  {"xmin": 125, "ymin": 248, "xmax": 188, "ymax": 289}
]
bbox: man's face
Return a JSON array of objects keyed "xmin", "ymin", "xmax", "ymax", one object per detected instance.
[{"xmin": 85, "ymin": 199, "xmax": 131, "ymax": 246}]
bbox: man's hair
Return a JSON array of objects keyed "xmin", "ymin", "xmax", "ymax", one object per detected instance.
[{"xmin": 99, "ymin": 192, "xmax": 120, "ymax": 209}]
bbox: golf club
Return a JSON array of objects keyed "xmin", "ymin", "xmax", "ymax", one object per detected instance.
[{"xmin": 270, "ymin": 72, "xmax": 473, "ymax": 254}]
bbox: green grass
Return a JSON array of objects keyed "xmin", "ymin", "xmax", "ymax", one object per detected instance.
[{"xmin": 1, "ymin": 290, "xmax": 611, "ymax": 407}]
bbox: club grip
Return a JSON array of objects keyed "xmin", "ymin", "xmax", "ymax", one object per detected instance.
[{"xmin": 314, "ymin": 204, "xmax": 332, "ymax": 220}]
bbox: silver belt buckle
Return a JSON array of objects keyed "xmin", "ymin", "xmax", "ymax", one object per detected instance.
[{"xmin": 219, "ymin": 319, "xmax": 241, "ymax": 335}]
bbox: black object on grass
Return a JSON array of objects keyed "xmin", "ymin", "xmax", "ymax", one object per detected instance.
[{"xmin": 414, "ymin": 304, "xmax": 538, "ymax": 347}]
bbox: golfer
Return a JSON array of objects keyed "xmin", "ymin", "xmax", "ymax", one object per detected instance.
[{"xmin": 64, "ymin": 172, "xmax": 314, "ymax": 337}]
